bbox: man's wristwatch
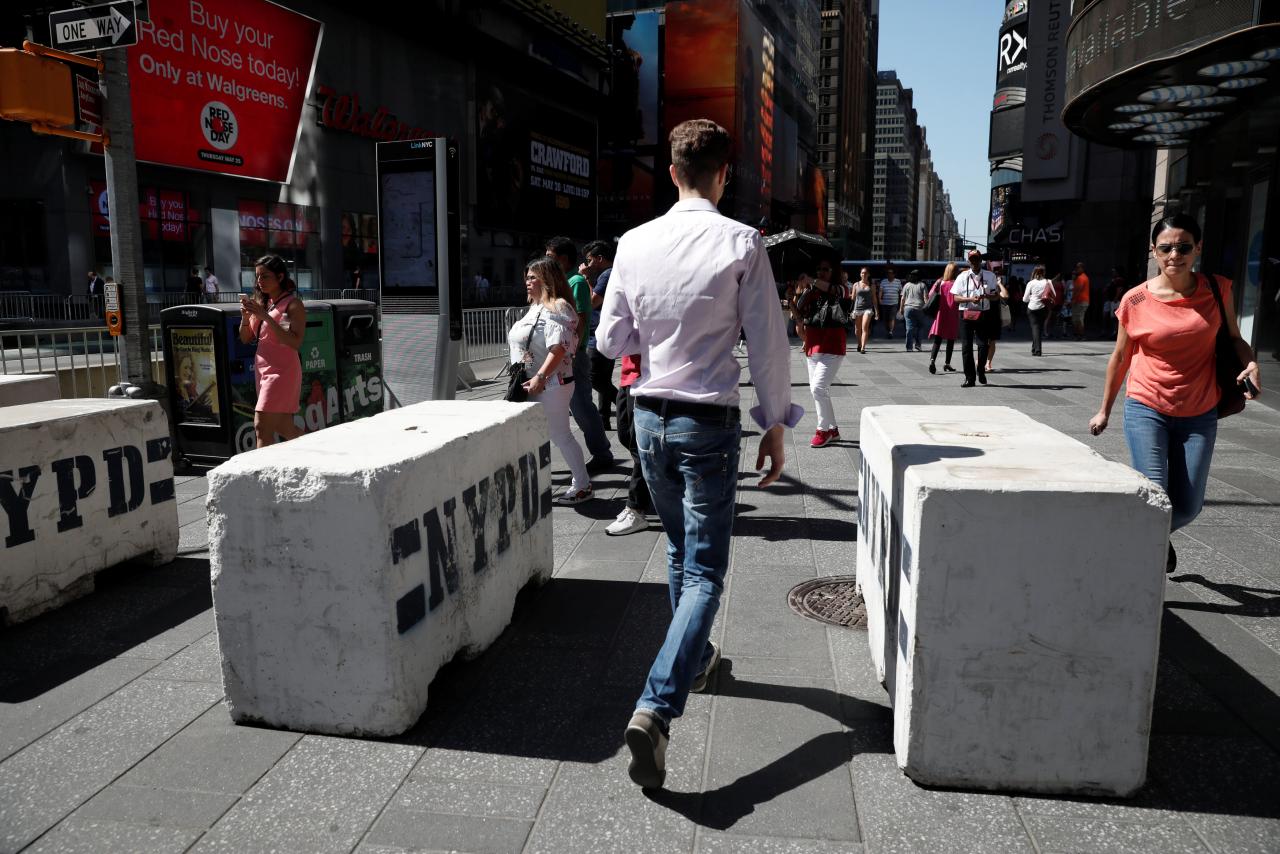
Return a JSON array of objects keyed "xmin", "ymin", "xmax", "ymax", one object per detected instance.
[{"xmin": 535, "ymin": 372, "xmax": 547, "ymax": 381}]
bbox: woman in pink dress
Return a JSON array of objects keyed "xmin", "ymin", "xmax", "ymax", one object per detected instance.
[
  {"xmin": 927, "ymin": 262, "xmax": 960, "ymax": 374},
  {"xmin": 239, "ymin": 254, "xmax": 306, "ymax": 447}
]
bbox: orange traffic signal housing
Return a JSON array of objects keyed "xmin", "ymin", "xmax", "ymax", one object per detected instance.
[{"xmin": 0, "ymin": 47, "xmax": 74, "ymax": 127}]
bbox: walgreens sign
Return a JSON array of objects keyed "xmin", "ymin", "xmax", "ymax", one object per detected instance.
[{"xmin": 129, "ymin": 0, "xmax": 323, "ymax": 182}]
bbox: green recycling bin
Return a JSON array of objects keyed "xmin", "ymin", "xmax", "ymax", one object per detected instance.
[
  {"xmin": 296, "ymin": 300, "xmax": 341, "ymax": 434},
  {"xmin": 327, "ymin": 299, "xmax": 384, "ymax": 421}
]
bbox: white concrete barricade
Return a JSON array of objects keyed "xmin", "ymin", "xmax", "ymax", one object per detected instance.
[
  {"xmin": 208, "ymin": 401, "xmax": 555, "ymax": 737},
  {"xmin": 0, "ymin": 374, "xmax": 60, "ymax": 407},
  {"xmin": 1, "ymin": 399, "xmax": 178, "ymax": 626},
  {"xmin": 856, "ymin": 405, "xmax": 1171, "ymax": 796}
]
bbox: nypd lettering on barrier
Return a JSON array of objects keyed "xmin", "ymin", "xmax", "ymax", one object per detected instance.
[
  {"xmin": 1, "ymin": 438, "xmax": 175, "ymax": 550},
  {"xmin": 389, "ymin": 442, "xmax": 552, "ymax": 633}
]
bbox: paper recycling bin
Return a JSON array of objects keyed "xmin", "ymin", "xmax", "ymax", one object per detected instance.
[{"xmin": 296, "ymin": 300, "xmax": 341, "ymax": 435}]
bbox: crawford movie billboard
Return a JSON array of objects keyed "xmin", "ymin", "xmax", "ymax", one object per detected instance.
[{"xmin": 129, "ymin": 0, "xmax": 323, "ymax": 183}]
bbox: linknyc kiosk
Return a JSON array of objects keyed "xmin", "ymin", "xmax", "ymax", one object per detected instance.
[{"xmin": 376, "ymin": 137, "xmax": 463, "ymax": 405}]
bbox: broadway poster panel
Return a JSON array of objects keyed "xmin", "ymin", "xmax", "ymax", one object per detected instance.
[
  {"xmin": 129, "ymin": 0, "xmax": 323, "ymax": 182},
  {"xmin": 169, "ymin": 327, "xmax": 220, "ymax": 426}
]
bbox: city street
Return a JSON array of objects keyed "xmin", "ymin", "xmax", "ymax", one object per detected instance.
[{"xmin": 2, "ymin": 335, "xmax": 1278, "ymax": 854}]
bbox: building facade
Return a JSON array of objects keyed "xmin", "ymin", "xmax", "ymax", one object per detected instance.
[
  {"xmin": 872, "ymin": 70, "xmax": 920, "ymax": 260},
  {"xmin": 2, "ymin": 0, "xmax": 608, "ymax": 304},
  {"xmin": 1062, "ymin": 0, "xmax": 1280, "ymax": 359},
  {"xmin": 985, "ymin": 0, "xmax": 1153, "ymax": 324},
  {"xmin": 818, "ymin": 0, "xmax": 877, "ymax": 255}
]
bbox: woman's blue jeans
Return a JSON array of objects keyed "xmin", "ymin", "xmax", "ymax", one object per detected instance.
[
  {"xmin": 1123, "ymin": 397, "xmax": 1218, "ymax": 532},
  {"xmin": 633, "ymin": 401, "xmax": 741, "ymax": 723}
]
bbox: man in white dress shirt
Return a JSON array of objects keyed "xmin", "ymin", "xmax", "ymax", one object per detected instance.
[
  {"xmin": 598, "ymin": 119, "xmax": 802, "ymax": 790},
  {"xmin": 950, "ymin": 249, "xmax": 1000, "ymax": 387}
]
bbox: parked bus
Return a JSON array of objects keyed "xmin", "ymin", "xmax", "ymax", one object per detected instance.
[{"xmin": 839, "ymin": 259, "xmax": 964, "ymax": 285}]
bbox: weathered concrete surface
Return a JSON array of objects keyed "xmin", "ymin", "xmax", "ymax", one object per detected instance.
[
  {"xmin": 0, "ymin": 373, "xmax": 60, "ymax": 407},
  {"xmin": 208, "ymin": 401, "xmax": 555, "ymax": 736},
  {"xmin": 858, "ymin": 405, "xmax": 1172, "ymax": 795},
  {"xmin": 0, "ymin": 399, "xmax": 178, "ymax": 626}
]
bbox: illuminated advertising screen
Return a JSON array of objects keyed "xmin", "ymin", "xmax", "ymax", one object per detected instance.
[
  {"xmin": 475, "ymin": 76, "xmax": 596, "ymax": 236},
  {"xmin": 601, "ymin": 10, "xmax": 661, "ymax": 233},
  {"xmin": 664, "ymin": 0, "xmax": 737, "ymax": 147},
  {"xmin": 128, "ymin": 0, "xmax": 323, "ymax": 182}
]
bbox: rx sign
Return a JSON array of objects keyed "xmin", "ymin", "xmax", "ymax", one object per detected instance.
[{"xmin": 49, "ymin": 1, "xmax": 138, "ymax": 54}]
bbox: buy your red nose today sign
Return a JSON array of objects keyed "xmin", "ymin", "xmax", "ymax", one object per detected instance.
[{"xmin": 129, "ymin": 0, "xmax": 323, "ymax": 183}]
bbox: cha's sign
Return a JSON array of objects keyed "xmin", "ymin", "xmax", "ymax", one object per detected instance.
[{"xmin": 128, "ymin": 0, "xmax": 323, "ymax": 182}]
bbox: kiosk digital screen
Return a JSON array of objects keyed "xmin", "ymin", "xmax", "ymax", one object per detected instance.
[{"xmin": 379, "ymin": 169, "xmax": 438, "ymax": 293}]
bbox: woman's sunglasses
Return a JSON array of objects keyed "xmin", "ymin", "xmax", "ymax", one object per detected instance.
[{"xmin": 1154, "ymin": 242, "xmax": 1195, "ymax": 256}]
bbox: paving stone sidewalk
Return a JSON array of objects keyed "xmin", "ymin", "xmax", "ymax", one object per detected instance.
[{"xmin": 2, "ymin": 332, "xmax": 1279, "ymax": 853}]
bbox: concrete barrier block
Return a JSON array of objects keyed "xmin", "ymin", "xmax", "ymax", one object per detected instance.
[
  {"xmin": 0, "ymin": 374, "xmax": 60, "ymax": 407},
  {"xmin": 857, "ymin": 405, "xmax": 1171, "ymax": 796},
  {"xmin": 1, "ymin": 399, "xmax": 178, "ymax": 626},
  {"xmin": 208, "ymin": 400, "xmax": 554, "ymax": 736}
]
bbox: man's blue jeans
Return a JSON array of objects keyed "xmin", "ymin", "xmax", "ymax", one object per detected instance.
[
  {"xmin": 633, "ymin": 400, "xmax": 740, "ymax": 723},
  {"xmin": 904, "ymin": 307, "xmax": 925, "ymax": 350},
  {"xmin": 1123, "ymin": 397, "xmax": 1218, "ymax": 531},
  {"xmin": 570, "ymin": 349, "xmax": 613, "ymax": 460}
]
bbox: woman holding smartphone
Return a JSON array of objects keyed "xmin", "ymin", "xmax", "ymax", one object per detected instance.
[
  {"xmin": 239, "ymin": 254, "xmax": 306, "ymax": 447},
  {"xmin": 1089, "ymin": 214, "xmax": 1261, "ymax": 572}
]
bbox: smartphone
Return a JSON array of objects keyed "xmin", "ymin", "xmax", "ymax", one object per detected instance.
[{"xmin": 1240, "ymin": 376, "xmax": 1260, "ymax": 396}]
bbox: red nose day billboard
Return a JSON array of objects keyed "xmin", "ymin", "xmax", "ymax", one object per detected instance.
[{"xmin": 129, "ymin": 0, "xmax": 323, "ymax": 183}]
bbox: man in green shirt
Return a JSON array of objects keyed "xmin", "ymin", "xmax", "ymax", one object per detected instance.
[{"xmin": 546, "ymin": 236, "xmax": 614, "ymax": 472}]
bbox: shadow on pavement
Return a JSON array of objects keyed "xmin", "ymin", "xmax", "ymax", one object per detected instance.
[
  {"xmin": 0, "ymin": 557, "xmax": 212, "ymax": 703},
  {"xmin": 1168, "ymin": 574, "xmax": 1280, "ymax": 617}
]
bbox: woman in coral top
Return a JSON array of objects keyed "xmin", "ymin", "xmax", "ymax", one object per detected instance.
[{"xmin": 1089, "ymin": 214, "xmax": 1261, "ymax": 571}]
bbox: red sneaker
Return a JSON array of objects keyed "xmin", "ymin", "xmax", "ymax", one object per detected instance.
[
  {"xmin": 810, "ymin": 429, "xmax": 834, "ymax": 448},
  {"xmin": 829, "ymin": 427, "xmax": 841, "ymax": 441}
]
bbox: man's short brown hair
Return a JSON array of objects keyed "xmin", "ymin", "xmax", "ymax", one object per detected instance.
[{"xmin": 669, "ymin": 119, "xmax": 731, "ymax": 191}]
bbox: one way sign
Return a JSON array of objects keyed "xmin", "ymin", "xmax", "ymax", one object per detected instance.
[{"xmin": 49, "ymin": 1, "xmax": 138, "ymax": 54}]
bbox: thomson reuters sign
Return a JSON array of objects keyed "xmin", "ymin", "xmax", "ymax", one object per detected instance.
[{"xmin": 128, "ymin": 0, "xmax": 323, "ymax": 182}]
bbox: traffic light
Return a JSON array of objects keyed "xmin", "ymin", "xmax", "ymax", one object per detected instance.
[
  {"xmin": 0, "ymin": 48, "xmax": 74, "ymax": 127},
  {"xmin": 918, "ymin": 238, "xmax": 925, "ymax": 250}
]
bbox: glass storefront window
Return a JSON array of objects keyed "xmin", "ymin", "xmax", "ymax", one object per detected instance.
[
  {"xmin": 89, "ymin": 183, "xmax": 206, "ymax": 292},
  {"xmin": 340, "ymin": 211, "xmax": 379, "ymax": 291},
  {"xmin": 238, "ymin": 199, "xmax": 321, "ymax": 290}
]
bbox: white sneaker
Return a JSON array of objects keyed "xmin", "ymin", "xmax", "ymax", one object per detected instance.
[{"xmin": 606, "ymin": 507, "xmax": 648, "ymax": 536}]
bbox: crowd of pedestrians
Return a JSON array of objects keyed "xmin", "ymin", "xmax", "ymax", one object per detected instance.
[{"xmin": 494, "ymin": 121, "xmax": 1265, "ymax": 795}]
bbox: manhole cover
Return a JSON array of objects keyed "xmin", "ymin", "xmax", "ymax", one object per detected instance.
[{"xmin": 787, "ymin": 576, "xmax": 866, "ymax": 628}]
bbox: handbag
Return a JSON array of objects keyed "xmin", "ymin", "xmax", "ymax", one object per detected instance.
[
  {"xmin": 1204, "ymin": 274, "xmax": 1246, "ymax": 419},
  {"xmin": 504, "ymin": 308, "xmax": 543, "ymax": 403},
  {"xmin": 808, "ymin": 286, "xmax": 851, "ymax": 328},
  {"xmin": 922, "ymin": 281, "xmax": 941, "ymax": 317}
]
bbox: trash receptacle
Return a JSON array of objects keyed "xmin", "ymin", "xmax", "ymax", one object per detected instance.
[
  {"xmin": 327, "ymin": 299, "xmax": 383, "ymax": 422},
  {"xmin": 161, "ymin": 303, "xmax": 257, "ymax": 464},
  {"xmin": 296, "ymin": 300, "xmax": 341, "ymax": 435}
]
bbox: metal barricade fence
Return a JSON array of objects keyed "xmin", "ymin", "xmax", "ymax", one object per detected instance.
[
  {"xmin": 3, "ymin": 307, "xmax": 522, "ymax": 399},
  {"xmin": 0, "ymin": 290, "xmax": 382, "ymax": 325},
  {"xmin": 0, "ymin": 325, "xmax": 165, "ymax": 398}
]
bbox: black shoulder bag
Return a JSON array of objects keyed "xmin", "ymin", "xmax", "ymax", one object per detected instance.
[
  {"xmin": 1204, "ymin": 274, "xmax": 1246, "ymax": 419},
  {"xmin": 505, "ymin": 308, "xmax": 543, "ymax": 403},
  {"xmin": 808, "ymin": 285, "xmax": 852, "ymax": 328}
]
